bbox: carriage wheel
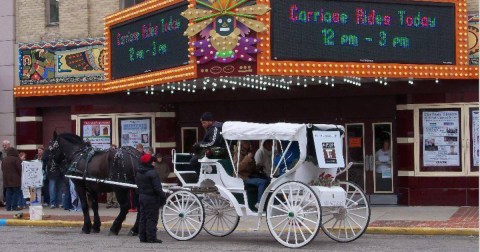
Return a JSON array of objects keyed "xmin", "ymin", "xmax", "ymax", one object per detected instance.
[
  {"xmin": 161, "ymin": 190, "xmax": 205, "ymax": 241},
  {"xmin": 202, "ymin": 193, "xmax": 240, "ymax": 237},
  {"xmin": 266, "ymin": 181, "xmax": 321, "ymax": 248},
  {"xmin": 321, "ymin": 181, "xmax": 370, "ymax": 242}
]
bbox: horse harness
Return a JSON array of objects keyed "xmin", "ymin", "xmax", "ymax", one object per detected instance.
[{"xmin": 67, "ymin": 146, "xmax": 97, "ymax": 180}]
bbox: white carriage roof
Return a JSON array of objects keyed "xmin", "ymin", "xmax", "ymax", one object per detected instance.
[{"xmin": 221, "ymin": 121, "xmax": 343, "ymax": 141}]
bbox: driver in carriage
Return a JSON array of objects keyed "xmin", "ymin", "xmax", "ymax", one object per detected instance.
[
  {"xmin": 190, "ymin": 112, "xmax": 226, "ymax": 174},
  {"xmin": 234, "ymin": 141, "xmax": 270, "ymax": 210}
]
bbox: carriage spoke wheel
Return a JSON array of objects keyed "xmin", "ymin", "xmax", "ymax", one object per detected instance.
[
  {"xmin": 202, "ymin": 193, "xmax": 240, "ymax": 237},
  {"xmin": 321, "ymin": 181, "xmax": 370, "ymax": 242},
  {"xmin": 162, "ymin": 191, "xmax": 204, "ymax": 241},
  {"xmin": 266, "ymin": 181, "xmax": 321, "ymax": 248}
]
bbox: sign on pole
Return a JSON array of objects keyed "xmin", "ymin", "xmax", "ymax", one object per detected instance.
[
  {"xmin": 21, "ymin": 161, "xmax": 43, "ymax": 188},
  {"xmin": 313, "ymin": 131, "xmax": 345, "ymax": 168}
]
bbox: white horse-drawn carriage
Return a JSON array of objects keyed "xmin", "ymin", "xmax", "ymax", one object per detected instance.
[{"xmin": 161, "ymin": 122, "xmax": 370, "ymax": 248}]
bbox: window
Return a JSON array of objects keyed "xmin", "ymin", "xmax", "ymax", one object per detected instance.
[
  {"xmin": 120, "ymin": 0, "xmax": 145, "ymax": 9},
  {"xmin": 181, "ymin": 127, "xmax": 198, "ymax": 153},
  {"xmin": 419, "ymin": 108, "xmax": 462, "ymax": 172},
  {"xmin": 80, "ymin": 119, "xmax": 113, "ymax": 149},
  {"xmin": 47, "ymin": 0, "xmax": 59, "ymax": 25},
  {"xmin": 414, "ymin": 103, "xmax": 479, "ymax": 176},
  {"xmin": 469, "ymin": 107, "xmax": 479, "ymax": 172},
  {"xmin": 118, "ymin": 117, "xmax": 152, "ymax": 149}
]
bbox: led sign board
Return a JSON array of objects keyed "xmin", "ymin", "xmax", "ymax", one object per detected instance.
[
  {"xmin": 110, "ymin": 2, "xmax": 189, "ymax": 79},
  {"xmin": 271, "ymin": 0, "xmax": 455, "ymax": 64}
]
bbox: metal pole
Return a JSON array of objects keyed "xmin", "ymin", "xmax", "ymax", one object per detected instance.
[
  {"xmin": 65, "ymin": 175, "xmax": 180, "ymax": 192},
  {"xmin": 65, "ymin": 175, "xmax": 138, "ymax": 188}
]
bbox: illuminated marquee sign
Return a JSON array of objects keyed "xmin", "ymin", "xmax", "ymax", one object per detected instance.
[
  {"xmin": 271, "ymin": 0, "xmax": 455, "ymax": 64},
  {"xmin": 110, "ymin": 2, "xmax": 189, "ymax": 79}
]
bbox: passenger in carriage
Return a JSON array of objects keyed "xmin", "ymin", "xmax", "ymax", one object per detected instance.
[
  {"xmin": 274, "ymin": 141, "xmax": 300, "ymax": 176},
  {"xmin": 254, "ymin": 140, "xmax": 274, "ymax": 177},
  {"xmin": 190, "ymin": 112, "xmax": 226, "ymax": 174},
  {"xmin": 234, "ymin": 141, "xmax": 270, "ymax": 210}
]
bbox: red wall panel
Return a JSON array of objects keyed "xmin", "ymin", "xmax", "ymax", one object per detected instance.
[
  {"xmin": 16, "ymin": 121, "xmax": 43, "ymax": 145},
  {"xmin": 155, "ymin": 118, "xmax": 176, "ymax": 142},
  {"xmin": 396, "ymin": 110, "xmax": 414, "ymax": 138},
  {"xmin": 397, "ymin": 144, "xmax": 414, "ymax": 171}
]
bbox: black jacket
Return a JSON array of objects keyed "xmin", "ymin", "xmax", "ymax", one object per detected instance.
[
  {"xmin": 135, "ymin": 163, "xmax": 165, "ymax": 200},
  {"xmin": 199, "ymin": 121, "xmax": 225, "ymax": 148}
]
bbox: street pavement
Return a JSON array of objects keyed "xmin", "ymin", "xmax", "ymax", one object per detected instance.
[
  {"xmin": 0, "ymin": 204, "xmax": 478, "ymax": 236},
  {"xmin": 0, "ymin": 226, "xmax": 478, "ymax": 252}
]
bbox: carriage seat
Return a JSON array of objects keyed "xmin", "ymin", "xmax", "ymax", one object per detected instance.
[
  {"xmin": 173, "ymin": 153, "xmax": 199, "ymax": 184},
  {"xmin": 215, "ymin": 159, "xmax": 259, "ymax": 210}
]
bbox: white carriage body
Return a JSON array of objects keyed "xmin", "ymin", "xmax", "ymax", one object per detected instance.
[
  {"xmin": 165, "ymin": 121, "xmax": 370, "ymax": 247},
  {"xmin": 172, "ymin": 121, "xmax": 348, "ymax": 215}
]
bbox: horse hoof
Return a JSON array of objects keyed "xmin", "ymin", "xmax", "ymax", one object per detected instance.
[
  {"xmin": 92, "ymin": 229, "xmax": 100, "ymax": 233},
  {"xmin": 108, "ymin": 230, "xmax": 119, "ymax": 236},
  {"xmin": 81, "ymin": 230, "xmax": 91, "ymax": 234}
]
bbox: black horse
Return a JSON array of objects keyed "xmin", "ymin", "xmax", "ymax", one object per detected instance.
[{"xmin": 47, "ymin": 131, "xmax": 141, "ymax": 235}]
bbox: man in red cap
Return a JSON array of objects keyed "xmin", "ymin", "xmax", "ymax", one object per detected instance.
[{"xmin": 135, "ymin": 153, "xmax": 166, "ymax": 243}]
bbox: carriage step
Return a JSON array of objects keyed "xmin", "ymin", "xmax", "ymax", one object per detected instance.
[
  {"xmin": 191, "ymin": 187, "xmax": 218, "ymax": 193},
  {"xmin": 177, "ymin": 171, "xmax": 196, "ymax": 174}
]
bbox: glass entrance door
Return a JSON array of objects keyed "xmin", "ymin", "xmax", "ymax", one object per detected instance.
[
  {"xmin": 345, "ymin": 124, "xmax": 365, "ymax": 189},
  {"xmin": 372, "ymin": 123, "xmax": 393, "ymax": 193},
  {"xmin": 345, "ymin": 122, "xmax": 396, "ymax": 204}
]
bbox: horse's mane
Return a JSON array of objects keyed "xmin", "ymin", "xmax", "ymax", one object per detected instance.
[{"xmin": 58, "ymin": 133, "xmax": 84, "ymax": 145}]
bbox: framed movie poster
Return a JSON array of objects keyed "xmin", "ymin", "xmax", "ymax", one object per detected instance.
[
  {"xmin": 80, "ymin": 119, "xmax": 112, "ymax": 149},
  {"xmin": 420, "ymin": 108, "xmax": 462, "ymax": 172},
  {"xmin": 119, "ymin": 118, "xmax": 152, "ymax": 148},
  {"xmin": 470, "ymin": 108, "xmax": 479, "ymax": 172}
]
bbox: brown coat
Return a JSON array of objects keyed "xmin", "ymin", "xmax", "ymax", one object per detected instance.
[
  {"xmin": 154, "ymin": 161, "xmax": 170, "ymax": 183},
  {"xmin": 1, "ymin": 147, "xmax": 22, "ymax": 188},
  {"xmin": 233, "ymin": 145, "xmax": 257, "ymax": 181}
]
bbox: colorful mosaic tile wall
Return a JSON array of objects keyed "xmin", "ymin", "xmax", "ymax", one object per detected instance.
[{"xmin": 19, "ymin": 38, "xmax": 105, "ymax": 85}]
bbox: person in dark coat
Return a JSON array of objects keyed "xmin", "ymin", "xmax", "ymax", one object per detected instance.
[
  {"xmin": 190, "ymin": 112, "xmax": 226, "ymax": 174},
  {"xmin": 135, "ymin": 154, "xmax": 166, "ymax": 243},
  {"xmin": 1, "ymin": 147, "xmax": 22, "ymax": 211},
  {"xmin": 45, "ymin": 151, "xmax": 64, "ymax": 209}
]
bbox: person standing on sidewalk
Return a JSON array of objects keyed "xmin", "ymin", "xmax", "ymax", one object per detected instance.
[
  {"xmin": 0, "ymin": 140, "xmax": 11, "ymax": 207},
  {"xmin": 106, "ymin": 144, "xmax": 119, "ymax": 209},
  {"xmin": 154, "ymin": 153, "xmax": 169, "ymax": 183},
  {"xmin": 1, "ymin": 147, "xmax": 22, "ymax": 211},
  {"xmin": 135, "ymin": 153, "xmax": 166, "ymax": 243},
  {"xmin": 46, "ymin": 155, "xmax": 64, "ymax": 209},
  {"xmin": 34, "ymin": 147, "xmax": 49, "ymax": 206},
  {"xmin": 129, "ymin": 143, "xmax": 144, "ymax": 213},
  {"xmin": 62, "ymin": 176, "xmax": 73, "ymax": 211},
  {"xmin": 17, "ymin": 152, "xmax": 27, "ymax": 209}
]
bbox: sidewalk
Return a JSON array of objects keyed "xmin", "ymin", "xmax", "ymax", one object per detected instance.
[{"xmin": 0, "ymin": 205, "xmax": 478, "ymax": 236}]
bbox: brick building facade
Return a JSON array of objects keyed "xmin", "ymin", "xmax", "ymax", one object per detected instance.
[
  {"xmin": 16, "ymin": 0, "xmax": 118, "ymax": 42},
  {"xmin": 0, "ymin": 0, "xmax": 15, "ymax": 145},
  {"xmin": 12, "ymin": 0, "xmax": 480, "ymax": 206}
]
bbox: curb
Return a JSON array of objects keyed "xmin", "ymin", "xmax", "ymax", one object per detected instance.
[
  {"xmin": 0, "ymin": 219, "xmax": 134, "ymax": 230},
  {"xmin": 366, "ymin": 227, "xmax": 479, "ymax": 236},
  {"xmin": 1, "ymin": 219, "xmax": 478, "ymax": 236}
]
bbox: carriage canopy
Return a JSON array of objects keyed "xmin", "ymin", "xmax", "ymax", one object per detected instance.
[{"xmin": 221, "ymin": 121, "xmax": 345, "ymax": 166}]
